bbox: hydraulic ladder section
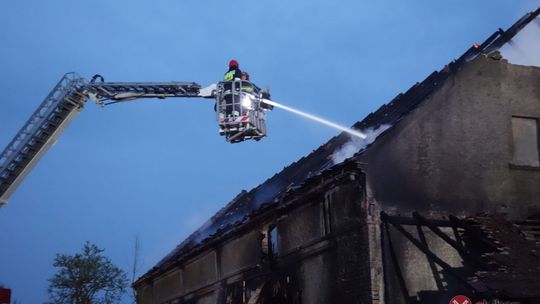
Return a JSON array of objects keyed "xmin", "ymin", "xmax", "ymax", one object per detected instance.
[
  {"xmin": 0, "ymin": 74, "xmax": 211, "ymax": 206},
  {"xmin": 85, "ymin": 80, "xmax": 205, "ymax": 105},
  {"xmin": 0, "ymin": 73, "xmax": 88, "ymax": 206}
]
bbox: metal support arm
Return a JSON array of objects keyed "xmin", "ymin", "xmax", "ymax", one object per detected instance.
[{"xmin": 85, "ymin": 80, "xmax": 215, "ymax": 105}]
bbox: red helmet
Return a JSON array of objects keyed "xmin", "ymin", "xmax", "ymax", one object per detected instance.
[{"xmin": 229, "ymin": 59, "xmax": 239, "ymax": 68}]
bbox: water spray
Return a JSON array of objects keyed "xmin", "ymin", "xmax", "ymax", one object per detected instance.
[{"xmin": 262, "ymin": 99, "xmax": 367, "ymax": 139}]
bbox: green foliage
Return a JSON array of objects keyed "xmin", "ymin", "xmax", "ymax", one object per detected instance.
[{"xmin": 47, "ymin": 242, "xmax": 129, "ymax": 304}]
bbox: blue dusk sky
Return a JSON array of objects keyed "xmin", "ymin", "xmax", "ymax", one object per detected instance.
[{"xmin": 1, "ymin": 1, "xmax": 539, "ymax": 303}]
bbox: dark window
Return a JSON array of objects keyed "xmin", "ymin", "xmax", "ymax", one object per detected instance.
[
  {"xmin": 322, "ymin": 194, "xmax": 333, "ymax": 235},
  {"xmin": 269, "ymin": 226, "xmax": 278, "ymax": 257},
  {"xmin": 261, "ymin": 225, "xmax": 279, "ymax": 258},
  {"xmin": 511, "ymin": 116, "xmax": 540, "ymax": 167}
]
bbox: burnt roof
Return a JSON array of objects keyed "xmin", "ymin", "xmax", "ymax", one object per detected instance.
[
  {"xmin": 381, "ymin": 211, "xmax": 540, "ymax": 300},
  {"xmin": 136, "ymin": 8, "xmax": 540, "ymax": 284},
  {"xmin": 466, "ymin": 214, "xmax": 540, "ymax": 299}
]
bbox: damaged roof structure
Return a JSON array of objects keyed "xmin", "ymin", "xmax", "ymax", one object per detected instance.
[{"xmin": 135, "ymin": 8, "xmax": 540, "ymax": 304}]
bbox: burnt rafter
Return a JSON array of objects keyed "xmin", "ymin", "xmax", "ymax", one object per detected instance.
[
  {"xmin": 381, "ymin": 211, "xmax": 498, "ymax": 267},
  {"xmin": 411, "ymin": 212, "xmax": 487, "ymax": 268},
  {"xmin": 448, "ymin": 215, "xmax": 500, "ymax": 252},
  {"xmin": 461, "ymin": 214, "xmax": 540, "ymax": 299},
  {"xmin": 381, "ymin": 211, "xmax": 540, "ymax": 300},
  {"xmin": 382, "ymin": 222, "xmax": 414, "ymax": 303},
  {"xmin": 380, "ymin": 211, "xmax": 481, "ymax": 293}
]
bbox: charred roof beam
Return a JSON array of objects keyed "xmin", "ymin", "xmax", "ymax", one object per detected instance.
[
  {"xmin": 412, "ymin": 212, "xmax": 487, "ymax": 268},
  {"xmin": 381, "ymin": 211, "xmax": 482, "ymax": 294},
  {"xmin": 382, "ymin": 222, "xmax": 414, "ymax": 303},
  {"xmin": 448, "ymin": 215, "xmax": 500, "ymax": 252}
]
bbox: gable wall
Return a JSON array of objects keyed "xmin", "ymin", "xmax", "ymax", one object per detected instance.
[{"xmin": 360, "ymin": 55, "xmax": 540, "ymax": 219}]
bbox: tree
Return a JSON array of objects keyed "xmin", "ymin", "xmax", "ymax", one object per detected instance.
[{"xmin": 47, "ymin": 242, "xmax": 129, "ymax": 304}]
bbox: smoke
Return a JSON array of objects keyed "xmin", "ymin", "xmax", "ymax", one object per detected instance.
[
  {"xmin": 500, "ymin": 17, "xmax": 540, "ymax": 67},
  {"xmin": 332, "ymin": 124, "xmax": 391, "ymax": 165}
]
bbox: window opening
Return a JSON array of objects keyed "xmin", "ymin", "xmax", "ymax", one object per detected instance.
[{"xmin": 511, "ymin": 116, "xmax": 539, "ymax": 167}]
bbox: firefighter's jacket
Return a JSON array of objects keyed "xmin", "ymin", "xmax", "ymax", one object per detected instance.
[{"xmin": 223, "ymin": 68, "xmax": 242, "ymax": 81}]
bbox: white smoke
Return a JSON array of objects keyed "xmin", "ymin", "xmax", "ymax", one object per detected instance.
[
  {"xmin": 332, "ymin": 124, "xmax": 391, "ymax": 165},
  {"xmin": 500, "ymin": 17, "xmax": 540, "ymax": 67}
]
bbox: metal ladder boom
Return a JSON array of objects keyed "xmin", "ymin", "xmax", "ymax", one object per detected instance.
[
  {"xmin": 0, "ymin": 73, "xmax": 89, "ymax": 206},
  {"xmin": 0, "ymin": 74, "xmax": 211, "ymax": 207},
  {"xmin": 85, "ymin": 81, "xmax": 204, "ymax": 105}
]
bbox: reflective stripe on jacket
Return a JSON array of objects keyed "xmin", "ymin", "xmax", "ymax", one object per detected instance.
[{"xmin": 224, "ymin": 68, "xmax": 242, "ymax": 81}]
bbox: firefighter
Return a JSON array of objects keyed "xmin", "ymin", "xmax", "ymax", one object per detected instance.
[
  {"xmin": 241, "ymin": 71, "xmax": 273, "ymax": 110},
  {"xmin": 223, "ymin": 59, "xmax": 242, "ymax": 117},
  {"xmin": 241, "ymin": 71, "xmax": 254, "ymax": 93},
  {"xmin": 224, "ymin": 59, "xmax": 242, "ymax": 81}
]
